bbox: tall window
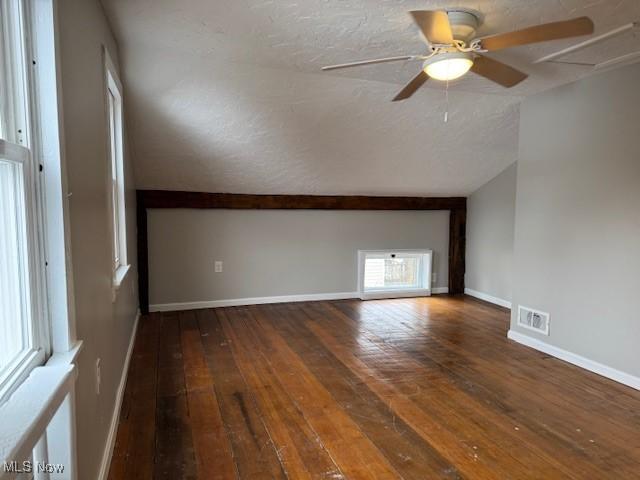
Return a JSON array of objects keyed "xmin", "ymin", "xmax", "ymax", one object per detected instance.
[
  {"xmin": 0, "ymin": 0, "xmax": 48, "ymax": 402},
  {"xmin": 104, "ymin": 50, "xmax": 128, "ymax": 286}
]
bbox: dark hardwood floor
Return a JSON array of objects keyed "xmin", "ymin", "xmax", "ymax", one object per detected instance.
[{"xmin": 108, "ymin": 296, "xmax": 640, "ymax": 479}]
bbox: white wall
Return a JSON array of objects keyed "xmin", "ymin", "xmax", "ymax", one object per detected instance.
[
  {"xmin": 512, "ymin": 63, "xmax": 640, "ymax": 379},
  {"xmin": 465, "ymin": 163, "xmax": 517, "ymax": 305},
  {"xmin": 148, "ymin": 209, "xmax": 450, "ymax": 308},
  {"xmin": 57, "ymin": 0, "xmax": 138, "ymax": 478}
]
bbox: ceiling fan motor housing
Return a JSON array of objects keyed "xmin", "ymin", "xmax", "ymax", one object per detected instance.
[{"xmin": 446, "ymin": 9, "xmax": 482, "ymax": 42}]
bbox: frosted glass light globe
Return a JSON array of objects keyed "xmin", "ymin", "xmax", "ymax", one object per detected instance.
[{"xmin": 424, "ymin": 53, "xmax": 473, "ymax": 81}]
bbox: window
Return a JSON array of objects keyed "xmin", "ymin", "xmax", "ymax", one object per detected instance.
[
  {"xmin": 0, "ymin": 0, "xmax": 48, "ymax": 402},
  {"xmin": 1, "ymin": 2, "xmax": 81, "ymax": 476},
  {"xmin": 358, "ymin": 250, "xmax": 433, "ymax": 300},
  {"xmin": 104, "ymin": 49, "xmax": 128, "ymax": 288}
]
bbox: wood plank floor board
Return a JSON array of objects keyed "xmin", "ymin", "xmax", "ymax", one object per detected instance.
[
  {"xmin": 350, "ymin": 302, "xmax": 640, "ymax": 456},
  {"xmin": 223, "ymin": 306, "xmax": 402, "ymax": 479},
  {"xmin": 203, "ymin": 308, "xmax": 344, "ymax": 480},
  {"xmin": 154, "ymin": 394, "xmax": 195, "ymax": 480},
  {"xmin": 155, "ymin": 312, "xmax": 197, "ymax": 480},
  {"xmin": 298, "ymin": 303, "xmax": 540, "ymax": 480},
  {"xmin": 108, "ymin": 310, "xmax": 154, "ymax": 480},
  {"xmin": 308, "ymin": 301, "xmax": 612, "ymax": 479},
  {"xmin": 403, "ymin": 297, "xmax": 640, "ymax": 407},
  {"xmin": 342, "ymin": 299, "xmax": 640, "ymax": 477},
  {"xmin": 262, "ymin": 303, "xmax": 463, "ymax": 480},
  {"xmin": 108, "ymin": 297, "xmax": 640, "ymax": 479},
  {"xmin": 179, "ymin": 311, "xmax": 241, "ymax": 480},
  {"xmin": 192, "ymin": 308, "xmax": 288, "ymax": 480},
  {"xmin": 400, "ymin": 298, "xmax": 639, "ymax": 405},
  {"xmin": 341, "ymin": 298, "xmax": 637, "ymax": 435},
  {"xmin": 201, "ymin": 307, "xmax": 320, "ymax": 479},
  {"xmin": 371, "ymin": 299, "xmax": 640, "ymax": 449},
  {"xmin": 110, "ymin": 312, "xmax": 161, "ymax": 480}
]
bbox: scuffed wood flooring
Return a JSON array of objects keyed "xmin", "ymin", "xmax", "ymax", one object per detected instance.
[{"xmin": 108, "ymin": 296, "xmax": 640, "ymax": 479}]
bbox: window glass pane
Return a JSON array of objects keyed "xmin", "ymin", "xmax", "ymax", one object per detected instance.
[
  {"xmin": 112, "ymin": 177, "xmax": 120, "ymax": 266},
  {"xmin": 0, "ymin": 158, "xmax": 29, "ymax": 374},
  {"xmin": 108, "ymin": 90, "xmax": 120, "ymax": 266},
  {"xmin": 0, "ymin": 0, "xmax": 29, "ymax": 146},
  {"xmin": 107, "ymin": 75, "xmax": 126, "ymax": 270},
  {"xmin": 364, "ymin": 258, "xmax": 385, "ymax": 288},
  {"xmin": 0, "ymin": 57, "xmax": 6, "ymax": 140},
  {"xmin": 364, "ymin": 255, "xmax": 421, "ymax": 290},
  {"xmin": 0, "ymin": 2, "xmax": 13, "ymax": 142}
]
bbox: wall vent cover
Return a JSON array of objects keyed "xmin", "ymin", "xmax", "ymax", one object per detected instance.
[{"xmin": 517, "ymin": 306, "xmax": 550, "ymax": 335}]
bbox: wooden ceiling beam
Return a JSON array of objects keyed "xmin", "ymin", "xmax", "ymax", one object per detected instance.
[{"xmin": 138, "ymin": 190, "xmax": 466, "ymax": 211}]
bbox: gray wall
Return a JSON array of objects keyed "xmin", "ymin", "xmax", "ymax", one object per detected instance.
[
  {"xmin": 466, "ymin": 163, "xmax": 517, "ymax": 303},
  {"xmin": 512, "ymin": 63, "xmax": 640, "ymax": 377},
  {"xmin": 58, "ymin": 1, "xmax": 138, "ymax": 478},
  {"xmin": 148, "ymin": 209, "xmax": 450, "ymax": 306}
]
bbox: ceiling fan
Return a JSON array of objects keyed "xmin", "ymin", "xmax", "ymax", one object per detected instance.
[{"xmin": 322, "ymin": 9, "xmax": 594, "ymax": 101}]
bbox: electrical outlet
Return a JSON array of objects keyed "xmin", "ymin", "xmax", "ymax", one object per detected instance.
[
  {"xmin": 214, "ymin": 260, "xmax": 223, "ymax": 273},
  {"xmin": 432, "ymin": 272, "xmax": 437, "ymax": 283},
  {"xmin": 95, "ymin": 358, "xmax": 101, "ymax": 395}
]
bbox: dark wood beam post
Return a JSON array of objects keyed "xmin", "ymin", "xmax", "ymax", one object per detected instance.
[
  {"xmin": 136, "ymin": 190, "xmax": 467, "ymax": 313},
  {"xmin": 448, "ymin": 207, "xmax": 467, "ymax": 295},
  {"xmin": 136, "ymin": 190, "xmax": 149, "ymax": 314}
]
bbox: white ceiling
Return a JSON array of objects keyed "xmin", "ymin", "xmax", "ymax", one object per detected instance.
[{"xmin": 102, "ymin": 0, "xmax": 640, "ymax": 196}]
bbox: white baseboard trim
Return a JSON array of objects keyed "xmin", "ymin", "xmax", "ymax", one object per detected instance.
[
  {"xmin": 97, "ymin": 310, "xmax": 141, "ymax": 480},
  {"xmin": 464, "ymin": 288, "xmax": 512, "ymax": 309},
  {"xmin": 150, "ymin": 292, "xmax": 360, "ymax": 312},
  {"xmin": 150, "ymin": 288, "xmax": 451, "ymax": 312},
  {"xmin": 507, "ymin": 329, "xmax": 640, "ymax": 391},
  {"xmin": 432, "ymin": 287, "xmax": 449, "ymax": 294}
]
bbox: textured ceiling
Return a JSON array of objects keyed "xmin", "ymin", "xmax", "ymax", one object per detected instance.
[{"xmin": 102, "ymin": 0, "xmax": 640, "ymax": 195}]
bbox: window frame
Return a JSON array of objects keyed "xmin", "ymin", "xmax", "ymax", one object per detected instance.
[
  {"xmin": 1, "ymin": 0, "xmax": 83, "ymax": 475},
  {"xmin": 103, "ymin": 47, "xmax": 129, "ymax": 294},
  {"xmin": 0, "ymin": 0, "xmax": 50, "ymax": 404},
  {"xmin": 357, "ymin": 249, "xmax": 433, "ymax": 300}
]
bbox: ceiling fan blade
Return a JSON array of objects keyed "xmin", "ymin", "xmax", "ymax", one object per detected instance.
[
  {"xmin": 322, "ymin": 55, "xmax": 417, "ymax": 71},
  {"xmin": 392, "ymin": 70, "xmax": 429, "ymax": 101},
  {"xmin": 480, "ymin": 17, "xmax": 594, "ymax": 51},
  {"xmin": 471, "ymin": 55, "xmax": 528, "ymax": 88},
  {"xmin": 410, "ymin": 10, "xmax": 454, "ymax": 45}
]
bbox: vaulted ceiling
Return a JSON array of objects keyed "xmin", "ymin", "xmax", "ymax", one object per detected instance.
[{"xmin": 102, "ymin": 0, "xmax": 640, "ymax": 195}]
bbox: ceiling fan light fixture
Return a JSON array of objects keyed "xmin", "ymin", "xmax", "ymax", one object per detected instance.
[
  {"xmin": 322, "ymin": 11, "xmax": 592, "ymax": 100},
  {"xmin": 423, "ymin": 52, "xmax": 474, "ymax": 81}
]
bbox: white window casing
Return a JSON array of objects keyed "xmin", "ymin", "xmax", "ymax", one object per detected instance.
[
  {"xmin": 0, "ymin": 0, "xmax": 49, "ymax": 406},
  {"xmin": 1, "ymin": 1, "xmax": 81, "ymax": 478},
  {"xmin": 358, "ymin": 249, "xmax": 433, "ymax": 300},
  {"xmin": 103, "ymin": 47, "xmax": 129, "ymax": 297}
]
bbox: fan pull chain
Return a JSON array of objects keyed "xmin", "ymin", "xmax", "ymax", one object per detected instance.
[{"xmin": 444, "ymin": 79, "xmax": 449, "ymax": 123}]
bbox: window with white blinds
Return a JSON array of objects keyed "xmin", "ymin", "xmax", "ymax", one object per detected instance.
[{"xmin": 0, "ymin": 0, "xmax": 48, "ymax": 402}]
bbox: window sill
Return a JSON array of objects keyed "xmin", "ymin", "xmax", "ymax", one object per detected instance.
[
  {"xmin": 0, "ymin": 363, "xmax": 76, "ymax": 472},
  {"xmin": 46, "ymin": 341, "xmax": 83, "ymax": 367},
  {"xmin": 360, "ymin": 288, "xmax": 431, "ymax": 301},
  {"xmin": 113, "ymin": 264, "xmax": 131, "ymax": 289},
  {"xmin": 112, "ymin": 264, "xmax": 131, "ymax": 302}
]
